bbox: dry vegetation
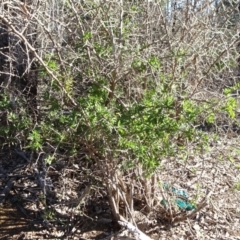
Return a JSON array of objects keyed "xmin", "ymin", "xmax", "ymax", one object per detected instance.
[{"xmin": 0, "ymin": 0, "xmax": 240, "ymax": 239}]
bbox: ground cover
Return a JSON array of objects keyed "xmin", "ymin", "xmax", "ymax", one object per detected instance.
[{"xmin": 1, "ymin": 133, "xmax": 240, "ymax": 240}]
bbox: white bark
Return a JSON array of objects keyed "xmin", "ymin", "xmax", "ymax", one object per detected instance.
[{"xmin": 118, "ymin": 219, "xmax": 153, "ymax": 240}]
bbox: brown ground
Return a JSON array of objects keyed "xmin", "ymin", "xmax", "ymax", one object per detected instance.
[{"xmin": 0, "ymin": 134, "xmax": 240, "ymax": 240}]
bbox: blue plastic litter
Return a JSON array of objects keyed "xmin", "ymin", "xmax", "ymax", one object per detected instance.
[
  {"xmin": 175, "ymin": 198, "xmax": 195, "ymax": 211},
  {"xmin": 161, "ymin": 183, "xmax": 195, "ymax": 211}
]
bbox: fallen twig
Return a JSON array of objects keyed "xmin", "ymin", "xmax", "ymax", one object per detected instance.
[{"xmin": 118, "ymin": 218, "xmax": 153, "ymax": 240}]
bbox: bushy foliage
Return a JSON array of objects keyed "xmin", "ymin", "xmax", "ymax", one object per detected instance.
[{"xmin": 0, "ymin": 0, "xmax": 239, "ymax": 224}]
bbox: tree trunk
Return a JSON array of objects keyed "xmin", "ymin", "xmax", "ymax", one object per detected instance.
[{"xmin": 0, "ymin": 18, "xmax": 9, "ymax": 92}]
